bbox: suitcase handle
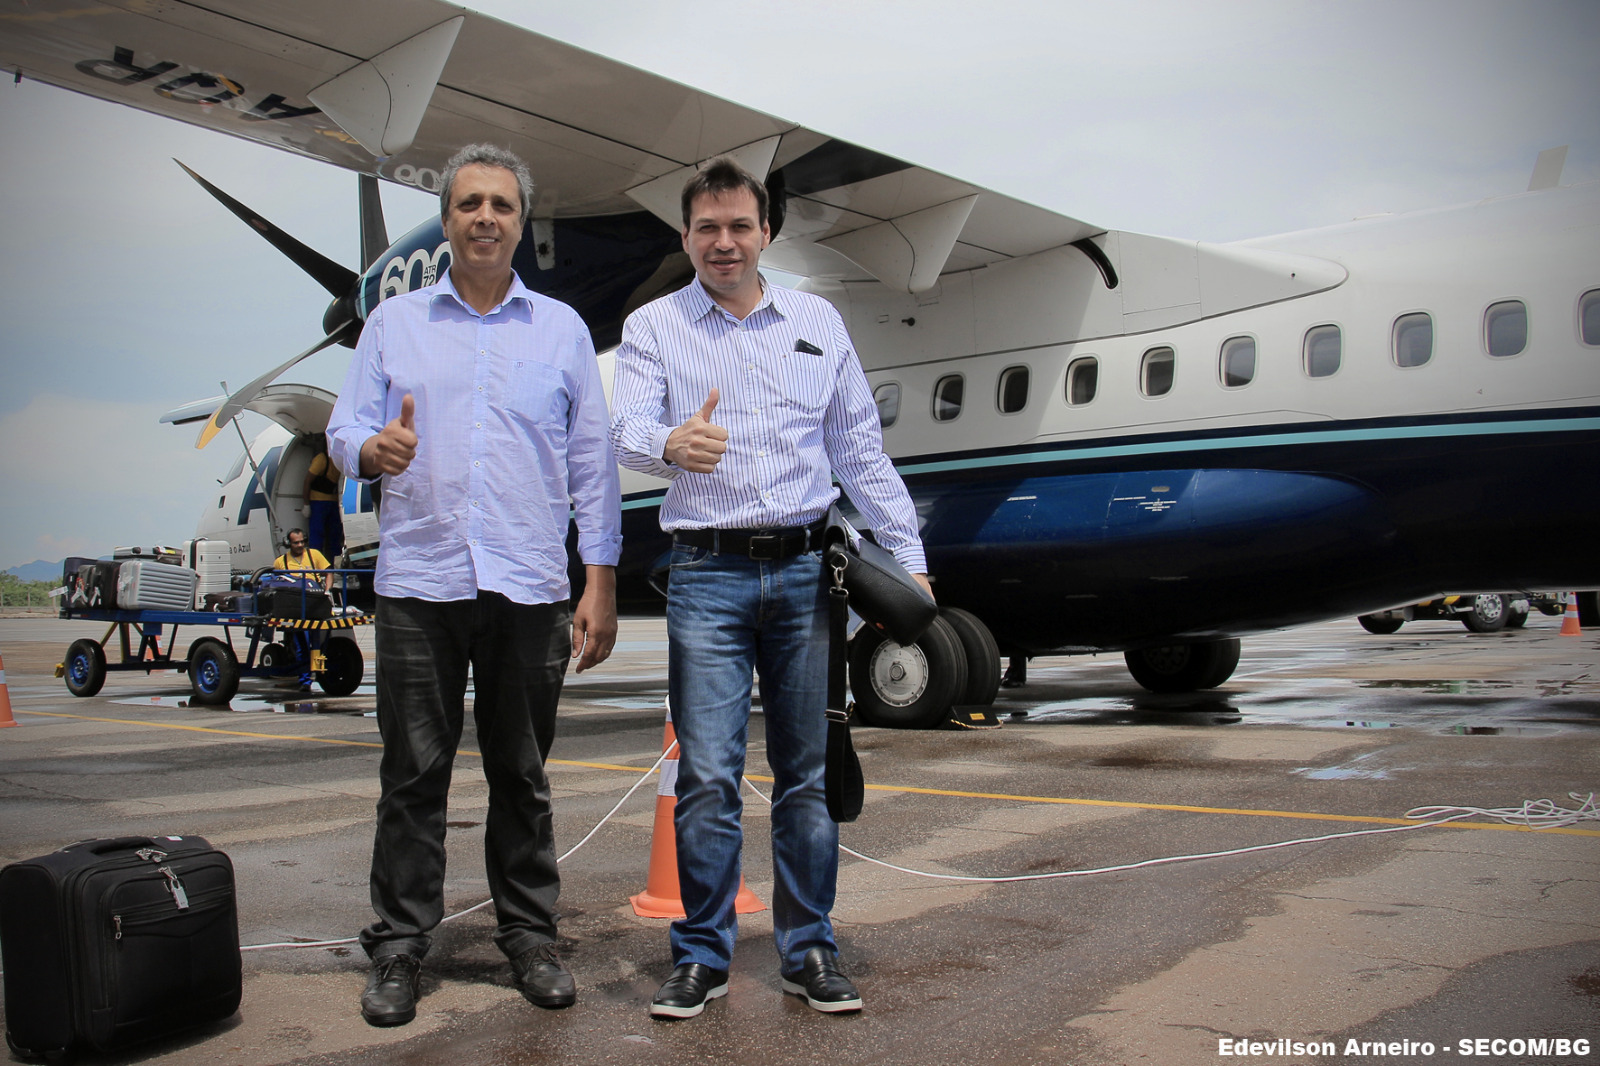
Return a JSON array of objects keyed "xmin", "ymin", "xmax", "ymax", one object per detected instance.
[{"xmin": 62, "ymin": 836, "xmax": 183, "ymax": 855}]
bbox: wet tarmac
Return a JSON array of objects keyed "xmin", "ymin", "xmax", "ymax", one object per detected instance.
[{"xmin": 0, "ymin": 613, "xmax": 1596, "ymax": 1065}]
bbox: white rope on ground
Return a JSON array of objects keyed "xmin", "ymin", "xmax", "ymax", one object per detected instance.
[
  {"xmin": 239, "ymin": 743, "xmax": 678, "ymax": 953},
  {"xmin": 742, "ymin": 782, "xmax": 1600, "ymax": 886},
  {"xmin": 241, "ymin": 772, "xmax": 1595, "ymax": 951}
]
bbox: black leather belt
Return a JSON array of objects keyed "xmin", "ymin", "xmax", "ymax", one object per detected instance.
[{"xmin": 673, "ymin": 518, "xmax": 827, "ymax": 560}]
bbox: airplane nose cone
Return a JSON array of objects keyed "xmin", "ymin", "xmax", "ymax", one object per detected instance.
[{"xmin": 323, "ymin": 293, "xmax": 359, "ymax": 345}]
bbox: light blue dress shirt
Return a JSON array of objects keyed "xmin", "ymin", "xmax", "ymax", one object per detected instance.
[
  {"xmin": 610, "ymin": 277, "xmax": 926, "ymax": 573},
  {"xmin": 328, "ymin": 271, "xmax": 622, "ymax": 605}
]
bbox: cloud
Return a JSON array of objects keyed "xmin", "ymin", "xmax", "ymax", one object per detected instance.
[{"xmin": 0, "ymin": 393, "xmax": 232, "ymax": 568}]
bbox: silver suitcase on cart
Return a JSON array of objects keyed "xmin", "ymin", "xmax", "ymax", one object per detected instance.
[
  {"xmin": 116, "ymin": 560, "xmax": 199, "ymax": 611},
  {"xmin": 181, "ymin": 539, "xmax": 232, "ymax": 608}
]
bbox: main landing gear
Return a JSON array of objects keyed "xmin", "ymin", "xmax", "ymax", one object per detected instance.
[{"xmin": 848, "ymin": 607, "xmax": 1004, "ymax": 729}]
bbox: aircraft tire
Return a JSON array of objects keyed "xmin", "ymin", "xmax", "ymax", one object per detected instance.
[
  {"xmin": 258, "ymin": 642, "xmax": 290, "ymax": 671},
  {"xmin": 940, "ymin": 607, "xmax": 1002, "ymax": 706},
  {"xmin": 187, "ymin": 637, "xmax": 240, "ymax": 706},
  {"xmin": 63, "ymin": 638, "xmax": 107, "ymax": 698},
  {"xmin": 1460, "ymin": 593, "xmax": 1508, "ymax": 633},
  {"xmin": 318, "ymin": 636, "xmax": 364, "ymax": 697},
  {"xmin": 1124, "ymin": 638, "xmax": 1240, "ymax": 694},
  {"xmin": 1357, "ymin": 614, "xmax": 1404, "ymax": 635},
  {"xmin": 850, "ymin": 616, "xmax": 968, "ymax": 729}
]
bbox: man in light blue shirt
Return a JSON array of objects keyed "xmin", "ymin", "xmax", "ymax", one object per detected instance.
[
  {"xmin": 327, "ymin": 144, "xmax": 621, "ymax": 1027},
  {"xmin": 611, "ymin": 158, "xmax": 930, "ymax": 1020}
]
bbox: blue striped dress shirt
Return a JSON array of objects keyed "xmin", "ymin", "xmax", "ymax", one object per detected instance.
[
  {"xmin": 610, "ymin": 277, "xmax": 926, "ymax": 573},
  {"xmin": 327, "ymin": 271, "xmax": 622, "ymax": 604}
]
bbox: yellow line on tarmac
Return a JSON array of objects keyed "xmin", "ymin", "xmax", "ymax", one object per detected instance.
[
  {"xmin": 15, "ymin": 710, "xmax": 658, "ymax": 773},
  {"xmin": 18, "ymin": 711, "xmax": 1597, "ymax": 836}
]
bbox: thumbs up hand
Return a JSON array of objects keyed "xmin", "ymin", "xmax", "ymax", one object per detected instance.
[
  {"xmin": 664, "ymin": 387, "xmax": 728, "ymax": 473},
  {"xmin": 361, "ymin": 392, "xmax": 419, "ymax": 477}
]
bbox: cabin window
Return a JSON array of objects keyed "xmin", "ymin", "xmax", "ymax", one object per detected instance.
[
  {"xmin": 1392, "ymin": 312, "xmax": 1433, "ymax": 368},
  {"xmin": 1219, "ymin": 335, "xmax": 1257, "ymax": 388},
  {"xmin": 933, "ymin": 374, "xmax": 965, "ymax": 422},
  {"xmin": 1581, "ymin": 289, "xmax": 1600, "ymax": 346},
  {"xmin": 1066, "ymin": 357, "xmax": 1099, "ymax": 406},
  {"xmin": 1303, "ymin": 324, "xmax": 1341, "ymax": 378},
  {"xmin": 873, "ymin": 382, "xmax": 901, "ymax": 428},
  {"xmin": 1140, "ymin": 347, "xmax": 1175, "ymax": 397},
  {"xmin": 997, "ymin": 365, "xmax": 1030, "ymax": 414},
  {"xmin": 1483, "ymin": 301, "xmax": 1527, "ymax": 357}
]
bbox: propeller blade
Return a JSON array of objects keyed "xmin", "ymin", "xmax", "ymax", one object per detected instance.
[
  {"xmin": 195, "ymin": 324, "xmax": 353, "ymax": 449},
  {"xmin": 359, "ymin": 173, "xmax": 392, "ymax": 271},
  {"xmin": 175, "ymin": 159, "xmax": 358, "ymax": 300}
]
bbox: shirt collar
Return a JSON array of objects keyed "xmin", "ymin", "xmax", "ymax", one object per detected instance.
[
  {"xmin": 430, "ymin": 268, "xmax": 535, "ymax": 319},
  {"xmin": 685, "ymin": 273, "xmax": 785, "ymax": 324}
]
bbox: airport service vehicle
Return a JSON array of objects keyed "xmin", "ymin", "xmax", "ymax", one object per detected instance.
[
  {"xmin": 6, "ymin": 3, "xmax": 1597, "ymax": 728},
  {"xmin": 56, "ymin": 566, "xmax": 369, "ymax": 706},
  {"xmin": 1357, "ymin": 593, "xmax": 1567, "ymax": 635}
]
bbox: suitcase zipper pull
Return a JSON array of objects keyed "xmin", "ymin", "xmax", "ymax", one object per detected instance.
[
  {"xmin": 136, "ymin": 847, "xmax": 168, "ymax": 863},
  {"xmin": 158, "ymin": 866, "xmax": 191, "ymax": 909},
  {"xmin": 114, "ymin": 914, "xmax": 122, "ymax": 940}
]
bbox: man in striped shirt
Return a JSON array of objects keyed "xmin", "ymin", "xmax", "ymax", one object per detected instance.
[{"xmin": 611, "ymin": 158, "xmax": 931, "ymax": 1020}]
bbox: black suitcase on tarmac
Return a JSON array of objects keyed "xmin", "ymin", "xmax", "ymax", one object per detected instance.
[{"xmin": 0, "ymin": 835, "xmax": 241, "ymax": 1059}]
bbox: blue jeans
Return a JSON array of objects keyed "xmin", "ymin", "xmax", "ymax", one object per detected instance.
[
  {"xmin": 360, "ymin": 593, "xmax": 570, "ymax": 962},
  {"xmin": 666, "ymin": 544, "xmax": 837, "ymax": 974}
]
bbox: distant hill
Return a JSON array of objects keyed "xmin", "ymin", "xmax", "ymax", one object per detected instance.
[{"xmin": 5, "ymin": 560, "xmax": 62, "ymax": 582}]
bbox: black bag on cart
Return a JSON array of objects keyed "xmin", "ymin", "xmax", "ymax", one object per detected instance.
[{"xmin": 0, "ymin": 835, "xmax": 241, "ymax": 1059}]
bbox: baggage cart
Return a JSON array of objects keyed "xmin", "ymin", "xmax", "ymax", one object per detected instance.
[{"xmin": 55, "ymin": 568, "xmax": 373, "ymax": 705}]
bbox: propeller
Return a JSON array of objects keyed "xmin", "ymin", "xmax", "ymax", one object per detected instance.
[
  {"xmin": 192, "ymin": 328, "xmax": 351, "ymax": 447},
  {"xmin": 176, "ymin": 161, "xmax": 392, "ymax": 448}
]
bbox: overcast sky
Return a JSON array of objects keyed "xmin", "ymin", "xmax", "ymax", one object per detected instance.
[{"xmin": 1, "ymin": 0, "xmax": 1596, "ymax": 571}]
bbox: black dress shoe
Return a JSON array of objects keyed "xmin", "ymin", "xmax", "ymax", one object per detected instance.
[
  {"xmin": 511, "ymin": 942, "xmax": 576, "ymax": 1009},
  {"xmin": 781, "ymin": 947, "xmax": 862, "ymax": 1013},
  {"xmin": 649, "ymin": 963, "xmax": 729, "ymax": 1019},
  {"xmin": 360, "ymin": 953, "xmax": 421, "ymax": 1027}
]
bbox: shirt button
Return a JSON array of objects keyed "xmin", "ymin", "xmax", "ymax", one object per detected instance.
[
  {"xmin": 474, "ymin": 461, "xmax": 480, "ymax": 467},
  {"xmin": 471, "ymin": 500, "xmax": 479, "ymax": 507}
]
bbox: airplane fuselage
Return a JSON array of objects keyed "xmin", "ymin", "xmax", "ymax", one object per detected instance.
[{"xmin": 207, "ymin": 182, "xmax": 1598, "ymax": 660}]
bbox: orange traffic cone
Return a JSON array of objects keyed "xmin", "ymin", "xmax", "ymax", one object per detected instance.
[
  {"xmin": 0, "ymin": 650, "xmax": 18, "ymax": 727},
  {"xmin": 1560, "ymin": 594, "xmax": 1583, "ymax": 636},
  {"xmin": 631, "ymin": 712, "xmax": 764, "ymax": 918}
]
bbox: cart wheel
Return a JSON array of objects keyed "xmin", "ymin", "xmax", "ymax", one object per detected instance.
[
  {"xmin": 187, "ymin": 637, "xmax": 240, "ymax": 706},
  {"xmin": 318, "ymin": 636, "xmax": 364, "ymax": 697},
  {"xmin": 63, "ymin": 638, "xmax": 107, "ymax": 697}
]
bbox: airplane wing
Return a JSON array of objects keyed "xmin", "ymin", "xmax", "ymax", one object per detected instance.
[{"xmin": 0, "ymin": 0, "xmax": 1101, "ymax": 293}]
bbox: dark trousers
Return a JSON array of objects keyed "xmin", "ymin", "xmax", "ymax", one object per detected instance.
[{"xmin": 360, "ymin": 592, "xmax": 571, "ymax": 962}]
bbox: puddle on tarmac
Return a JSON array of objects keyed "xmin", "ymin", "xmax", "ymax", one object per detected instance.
[
  {"xmin": 1441, "ymin": 724, "xmax": 1560, "ymax": 737},
  {"xmin": 1017, "ymin": 698, "xmax": 1243, "ymax": 727},
  {"xmin": 589, "ymin": 697, "xmax": 670, "ymax": 711},
  {"xmin": 1001, "ymin": 691, "xmax": 1597, "ymax": 736},
  {"xmin": 113, "ymin": 691, "xmax": 375, "ymax": 716},
  {"xmin": 1358, "ymin": 679, "xmax": 1519, "ymax": 694},
  {"xmin": 1294, "ymin": 752, "xmax": 1407, "ymax": 780}
]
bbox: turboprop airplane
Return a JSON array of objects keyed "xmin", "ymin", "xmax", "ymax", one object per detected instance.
[{"xmin": 5, "ymin": 1, "xmax": 1596, "ymax": 728}]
